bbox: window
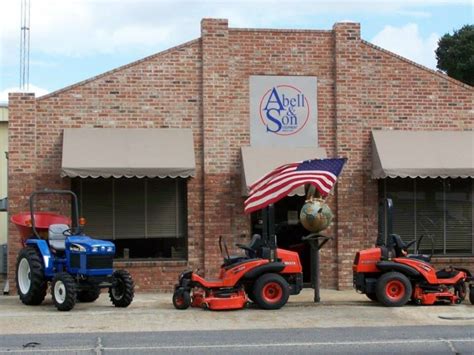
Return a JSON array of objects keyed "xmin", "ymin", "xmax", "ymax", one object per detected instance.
[
  {"xmin": 380, "ymin": 178, "xmax": 473, "ymax": 256},
  {"xmin": 73, "ymin": 178, "xmax": 187, "ymax": 260}
]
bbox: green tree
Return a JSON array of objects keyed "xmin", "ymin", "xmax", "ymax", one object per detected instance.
[{"xmin": 435, "ymin": 24, "xmax": 474, "ymax": 86}]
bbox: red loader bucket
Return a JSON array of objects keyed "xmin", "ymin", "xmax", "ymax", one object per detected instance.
[{"xmin": 11, "ymin": 212, "xmax": 71, "ymax": 243}]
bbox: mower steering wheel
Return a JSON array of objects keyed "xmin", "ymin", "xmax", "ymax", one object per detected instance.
[
  {"xmin": 404, "ymin": 234, "xmax": 434, "ymax": 259},
  {"xmin": 236, "ymin": 243, "xmax": 254, "ymax": 254}
]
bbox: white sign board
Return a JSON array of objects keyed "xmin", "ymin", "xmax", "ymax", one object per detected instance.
[{"xmin": 250, "ymin": 76, "xmax": 317, "ymax": 147}]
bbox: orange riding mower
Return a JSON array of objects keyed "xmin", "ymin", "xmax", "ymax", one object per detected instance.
[
  {"xmin": 173, "ymin": 206, "xmax": 303, "ymax": 311},
  {"xmin": 353, "ymin": 199, "xmax": 473, "ymax": 307}
]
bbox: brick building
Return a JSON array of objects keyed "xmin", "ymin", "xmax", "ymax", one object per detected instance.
[{"xmin": 7, "ymin": 19, "xmax": 473, "ymax": 293}]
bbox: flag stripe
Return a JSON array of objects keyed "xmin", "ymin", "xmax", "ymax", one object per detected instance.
[
  {"xmin": 248, "ymin": 170, "xmax": 336, "ymax": 197},
  {"xmin": 244, "ymin": 158, "xmax": 347, "ymax": 214},
  {"xmin": 244, "ymin": 173, "xmax": 334, "ymax": 206},
  {"xmin": 249, "ymin": 163, "xmax": 299, "ymax": 194},
  {"xmin": 245, "ymin": 180, "xmax": 331, "ymax": 214}
]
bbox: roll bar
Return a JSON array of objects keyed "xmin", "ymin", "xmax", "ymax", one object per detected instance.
[{"xmin": 29, "ymin": 189, "xmax": 80, "ymax": 238}]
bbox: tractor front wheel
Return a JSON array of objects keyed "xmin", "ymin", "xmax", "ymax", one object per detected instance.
[
  {"xmin": 376, "ymin": 272, "xmax": 412, "ymax": 307},
  {"xmin": 77, "ymin": 286, "xmax": 101, "ymax": 303},
  {"xmin": 52, "ymin": 272, "xmax": 77, "ymax": 311},
  {"xmin": 252, "ymin": 273, "xmax": 290, "ymax": 310},
  {"xmin": 172, "ymin": 289, "xmax": 191, "ymax": 310},
  {"xmin": 109, "ymin": 270, "xmax": 134, "ymax": 307},
  {"xmin": 16, "ymin": 247, "xmax": 47, "ymax": 305}
]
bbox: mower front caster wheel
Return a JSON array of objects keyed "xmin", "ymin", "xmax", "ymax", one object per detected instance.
[
  {"xmin": 252, "ymin": 273, "xmax": 290, "ymax": 310},
  {"xmin": 52, "ymin": 272, "xmax": 77, "ymax": 311},
  {"xmin": 375, "ymin": 272, "xmax": 412, "ymax": 307},
  {"xmin": 109, "ymin": 270, "xmax": 135, "ymax": 308},
  {"xmin": 173, "ymin": 289, "xmax": 191, "ymax": 310}
]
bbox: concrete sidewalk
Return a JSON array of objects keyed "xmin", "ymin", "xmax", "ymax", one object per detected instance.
[{"xmin": 0, "ymin": 289, "xmax": 473, "ymax": 335}]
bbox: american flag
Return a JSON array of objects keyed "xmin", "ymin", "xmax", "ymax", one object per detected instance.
[{"xmin": 244, "ymin": 158, "xmax": 347, "ymax": 214}]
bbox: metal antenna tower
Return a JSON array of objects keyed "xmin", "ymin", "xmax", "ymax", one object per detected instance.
[{"xmin": 19, "ymin": 0, "xmax": 31, "ymax": 91}]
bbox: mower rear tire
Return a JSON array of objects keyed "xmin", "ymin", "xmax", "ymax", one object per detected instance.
[
  {"xmin": 16, "ymin": 247, "xmax": 47, "ymax": 306},
  {"xmin": 173, "ymin": 289, "xmax": 191, "ymax": 310},
  {"xmin": 109, "ymin": 270, "xmax": 134, "ymax": 307},
  {"xmin": 376, "ymin": 272, "xmax": 412, "ymax": 307},
  {"xmin": 52, "ymin": 272, "xmax": 77, "ymax": 311},
  {"xmin": 366, "ymin": 293, "xmax": 378, "ymax": 302},
  {"xmin": 252, "ymin": 273, "xmax": 290, "ymax": 310},
  {"xmin": 77, "ymin": 287, "xmax": 101, "ymax": 303}
]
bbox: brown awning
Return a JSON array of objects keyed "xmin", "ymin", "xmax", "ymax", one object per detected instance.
[
  {"xmin": 241, "ymin": 146, "xmax": 327, "ymax": 196},
  {"xmin": 372, "ymin": 130, "xmax": 474, "ymax": 179},
  {"xmin": 61, "ymin": 128, "xmax": 196, "ymax": 178}
]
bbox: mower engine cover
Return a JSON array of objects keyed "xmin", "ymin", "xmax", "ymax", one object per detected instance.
[{"xmin": 65, "ymin": 236, "xmax": 115, "ymax": 277}]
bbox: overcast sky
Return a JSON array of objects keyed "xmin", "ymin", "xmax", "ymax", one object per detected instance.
[{"xmin": 0, "ymin": 0, "xmax": 472, "ymax": 103}]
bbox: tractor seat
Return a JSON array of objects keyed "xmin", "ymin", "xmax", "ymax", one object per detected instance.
[
  {"xmin": 407, "ymin": 254, "xmax": 431, "ymax": 263},
  {"xmin": 48, "ymin": 224, "xmax": 69, "ymax": 251}
]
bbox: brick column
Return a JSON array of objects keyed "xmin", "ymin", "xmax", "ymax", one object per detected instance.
[
  {"xmin": 7, "ymin": 93, "xmax": 38, "ymax": 294},
  {"xmin": 333, "ymin": 23, "xmax": 364, "ymax": 289},
  {"xmin": 201, "ymin": 19, "xmax": 232, "ymax": 276}
]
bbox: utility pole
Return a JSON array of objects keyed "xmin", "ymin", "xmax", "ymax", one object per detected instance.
[{"xmin": 19, "ymin": 0, "xmax": 31, "ymax": 91}]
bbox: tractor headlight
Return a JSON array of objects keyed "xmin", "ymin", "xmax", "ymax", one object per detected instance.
[
  {"xmin": 92, "ymin": 246, "xmax": 99, "ymax": 253},
  {"xmin": 106, "ymin": 246, "xmax": 114, "ymax": 253},
  {"xmin": 70, "ymin": 244, "xmax": 86, "ymax": 252}
]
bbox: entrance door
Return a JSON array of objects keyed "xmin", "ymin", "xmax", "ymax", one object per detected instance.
[{"xmin": 251, "ymin": 196, "xmax": 312, "ymax": 283}]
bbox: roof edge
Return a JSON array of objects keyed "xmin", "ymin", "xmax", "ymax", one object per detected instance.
[
  {"xmin": 229, "ymin": 28, "xmax": 331, "ymax": 34},
  {"xmin": 361, "ymin": 40, "xmax": 473, "ymax": 91},
  {"xmin": 38, "ymin": 38, "xmax": 201, "ymax": 101}
]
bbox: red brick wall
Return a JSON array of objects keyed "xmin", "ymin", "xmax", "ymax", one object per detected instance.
[
  {"xmin": 8, "ymin": 40, "xmax": 205, "ymax": 292},
  {"xmin": 7, "ymin": 19, "xmax": 473, "ymax": 293}
]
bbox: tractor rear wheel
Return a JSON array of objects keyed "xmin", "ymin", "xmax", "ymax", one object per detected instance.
[
  {"xmin": 376, "ymin": 272, "xmax": 412, "ymax": 307},
  {"xmin": 77, "ymin": 286, "xmax": 101, "ymax": 303},
  {"xmin": 52, "ymin": 272, "xmax": 77, "ymax": 311},
  {"xmin": 172, "ymin": 289, "xmax": 191, "ymax": 310},
  {"xmin": 109, "ymin": 270, "xmax": 134, "ymax": 307},
  {"xmin": 469, "ymin": 286, "xmax": 474, "ymax": 305},
  {"xmin": 16, "ymin": 247, "xmax": 47, "ymax": 305},
  {"xmin": 252, "ymin": 273, "xmax": 290, "ymax": 310}
]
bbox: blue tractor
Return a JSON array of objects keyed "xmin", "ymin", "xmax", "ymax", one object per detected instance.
[{"xmin": 12, "ymin": 190, "xmax": 134, "ymax": 311}]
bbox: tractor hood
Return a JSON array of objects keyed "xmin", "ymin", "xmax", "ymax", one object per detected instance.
[{"xmin": 65, "ymin": 236, "xmax": 115, "ymax": 254}]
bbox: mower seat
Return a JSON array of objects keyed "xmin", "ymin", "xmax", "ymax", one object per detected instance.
[
  {"xmin": 48, "ymin": 224, "xmax": 69, "ymax": 251},
  {"xmin": 222, "ymin": 256, "xmax": 249, "ymax": 268}
]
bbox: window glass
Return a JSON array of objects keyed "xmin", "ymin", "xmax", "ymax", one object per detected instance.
[
  {"xmin": 446, "ymin": 179, "xmax": 472, "ymax": 254},
  {"xmin": 385, "ymin": 178, "xmax": 415, "ymax": 244},
  {"xmin": 74, "ymin": 178, "xmax": 187, "ymax": 259},
  {"xmin": 415, "ymin": 179, "xmax": 444, "ymax": 254},
  {"xmin": 381, "ymin": 178, "xmax": 473, "ymax": 256}
]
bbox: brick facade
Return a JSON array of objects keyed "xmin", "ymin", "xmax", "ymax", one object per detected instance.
[{"xmin": 7, "ymin": 19, "xmax": 473, "ymax": 293}]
